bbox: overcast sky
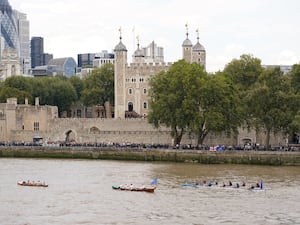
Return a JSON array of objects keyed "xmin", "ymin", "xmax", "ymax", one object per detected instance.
[{"xmin": 9, "ymin": 0, "xmax": 300, "ymax": 72}]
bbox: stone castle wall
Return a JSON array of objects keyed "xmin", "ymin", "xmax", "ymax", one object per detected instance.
[{"xmin": 8, "ymin": 117, "xmax": 286, "ymax": 147}]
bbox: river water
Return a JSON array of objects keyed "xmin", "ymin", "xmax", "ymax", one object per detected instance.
[{"xmin": 0, "ymin": 158, "xmax": 299, "ymax": 225}]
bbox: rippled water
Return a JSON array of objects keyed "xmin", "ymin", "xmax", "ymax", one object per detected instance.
[{"xmin": 0, "ymin": 158, "xmax": 299, "ymax": 225}]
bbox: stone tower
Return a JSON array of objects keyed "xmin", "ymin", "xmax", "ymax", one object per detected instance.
[
  {"xmin": 132, "ymin": 37, "xmax": 145, "ymax": 64},
  {"xmin": 114, "ymin": 29, "xmax": 127, "ymax": 119},
  {"xmin": 192, "ymin": 29, "xmax": 206, "ymax": 68},
  {"xmin": 0, "ymin": 48, "xmax": 21, "ymax": 81},
  {"xmin": 182, "ymin": 24, "xmax": 193, "ymax": 63}
]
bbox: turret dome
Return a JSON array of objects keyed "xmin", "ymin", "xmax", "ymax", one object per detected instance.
[
  {"xmin": 182, "ymin": 38, "xmax": 192, "ymax": 47},
  {"xmin": 114, "ymin": 41, "xmax": 127, "ymax": 51},
  {"xmin": 193, "ymin": 42, "xmax": 205, "ymax": 51},
  {"xmin": 133, "ymin": 43, "xmax": 144, "ymax": 57}
]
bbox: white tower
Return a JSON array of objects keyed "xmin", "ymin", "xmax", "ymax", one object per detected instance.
[{"xmin": 114, "ymin": 28, "xmax": 128, "ymax": 119}]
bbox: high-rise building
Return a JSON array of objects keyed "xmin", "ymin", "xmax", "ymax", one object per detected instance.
[
  {"xmin": 14, "ymin": 10, "xmax": 31, "ymax": 74},
  {"xmin": 141, "ymin": 41, "xmax": 164, "ymax": 63},
  {"xmin": 43, "ymin": 53, "xmax": 53, "ymax": 65},
  {"xmin": 77, "ymin": 53, "xmax": 95, "ymax": 68},
  {"xmin": 30, "ymin": 37, "xmax": 44, "ymax": 68},
  {"xmin": 0, "ymin": 0, "xmax": 20, "ymax": 56}
]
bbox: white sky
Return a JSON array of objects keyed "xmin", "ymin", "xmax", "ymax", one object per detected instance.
[{"xmin": 9, "ymin": 0, "xmax": 300, "ymax": 72}]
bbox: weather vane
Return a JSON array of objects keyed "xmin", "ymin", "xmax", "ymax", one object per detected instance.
[
  {"xmin": 196, "ymin": 28, "xmax": 199, "ymax": 41},
  {"xmin": 118, "ymin": 27, "xmax": 122, "ymax": 40},
  {"xmin": 185, "ymin": 23, "xmax": 189, "ymax": 38}
]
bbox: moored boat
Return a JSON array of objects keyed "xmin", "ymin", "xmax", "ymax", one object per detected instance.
[{"xmin": 17, "ymin": 181, "xmax": 48, "ymax": 187}]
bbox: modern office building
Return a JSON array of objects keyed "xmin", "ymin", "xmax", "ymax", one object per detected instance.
[
  {"xmin": 13, "ymin": 10, "xmax": 31, "ymax": 74},
  {"xmin": 0, "ymin": 0, "xmax": 20, "ymax": 56},
  {"xmin": 0, "ymin": 1, "xmax": 31, "ymax": 75},
  {"xmin": 93, "ymin": 50, "xmax": 114, "ymax": 68},
  {"xmin": 77, "ymin": 53, "xmax": 95, "ymax": 68},
  {"xmin": 263, "ymin": 65, "xmax": 293, "ymax": 74},
  {"xmin": 43, "ymin": 53, "xmax": 53, "ymax": 65},
  {"xmin": 30, "ymin": 37, "xmax": 44, "ymax": 68},
  {"xmin": 141, "ymin": 41, "xmax": 164, "ymax": 63},
  {"xmin": 32, "ymin": 57, "xmax": 76, "ymax": 77}
]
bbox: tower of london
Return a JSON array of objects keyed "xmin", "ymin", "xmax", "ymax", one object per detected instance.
[{"xmin": 114, "ymin": 27, "xmax": 206, "ymax": 119}]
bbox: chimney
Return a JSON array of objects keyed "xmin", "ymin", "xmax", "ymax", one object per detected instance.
[{"xmin": 35, "ymin": 97, "xmax": 39, "ymax": 106}]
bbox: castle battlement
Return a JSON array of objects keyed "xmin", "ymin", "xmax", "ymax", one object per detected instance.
[{"xmin": 127, "ymin": 62, "xmax": 173, "ymax": 68}]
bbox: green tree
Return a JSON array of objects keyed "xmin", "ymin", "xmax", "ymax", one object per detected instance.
[
  {"xmin": 148, "ymin": 60, "xmax": 207, "ymax": 145},
  {"xmin": 69, "ymin": 76, "xmax": 84, "ymax": 100},
  {"xmin": 223, "ymin": 54, "xmax": 263, "ymax": 128},
  {"xmin": 30, "ymin": 76, "xmax": 77, "ymax": 116},
  {"xmin": 51, "ymin": 79, "xmax": 77, "ymax": 115},
  {"xmin": 286, "ymin": 64, "xmax": 300, "ymax": 138},
  {"xmin": 81, "ymin": 63, "xmax": 114, "ymax": 110},
  {"xmin": 0, "ymin": 76, "xmax": 32, "ymax": 103},
  {"xmin": 0, "ymin": 86, "xmax": 31, "ymax": 103},
  {"xmin": 246, "ymin": 67, "xmax": 296, "ymax": 149},
  {"xmin": 191, "ymin": 72, "xmax": 242, "ymax": 144},
  {"xmin": 223, "ymin": 54, "xmax": 263, "ymax": 91}
]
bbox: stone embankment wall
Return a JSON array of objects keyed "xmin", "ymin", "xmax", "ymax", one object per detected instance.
[{"xmin": 1, "ymin": 147, "xmax": 299, "ymax": 166}]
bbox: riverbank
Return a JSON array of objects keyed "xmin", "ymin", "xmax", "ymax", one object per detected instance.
[{"xmin": 0, "ymin": 146, "xmax": 300, "ymax": 165}]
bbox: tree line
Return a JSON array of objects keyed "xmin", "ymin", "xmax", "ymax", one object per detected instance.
[
  {"xmin": 148, "ymin": 55, "xmax": 300, "ymax": 148},
  {"xmin": 0, "ymin": 63, "xmax": 114, "ymax": 117}
]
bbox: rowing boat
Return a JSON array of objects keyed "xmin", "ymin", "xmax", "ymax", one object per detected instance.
[
  {"xmin": 112, "ymin": 185, "xmax": 156, "ymax": 193},
  {"xmin": 17, "ymin": 181, "xmax": 48, "ymax": 187}
]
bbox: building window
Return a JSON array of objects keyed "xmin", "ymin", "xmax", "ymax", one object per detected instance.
[
  {"xmin": 143, "ymin": 102, "xmax": 147, "ymax": 109},
  {"xmin": 128, "ymin": 102, "xmax": 133, "ymax": 112},
  {"xmin": 143, "ymin": 88, "xmax": 147, "ymax": 94},
  {"xmin": 34, "ymin": 122, "xmax": 39, "ymax": 131},
  {"xmin": 129, "ymin": 88, "xmax": 133, "ymax": 94}
]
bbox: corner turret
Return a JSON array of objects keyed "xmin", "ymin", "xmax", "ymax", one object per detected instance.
[
  {"xmin": 114, "ymin": 28, "xmax": 128, "ymax": 119},
  {"xmin": 182, "ymin": 24, "xmax": 193, "ymax": 63}
]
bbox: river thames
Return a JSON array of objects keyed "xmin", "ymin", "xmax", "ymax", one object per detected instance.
[{"xmin": 0, "ymin": 158, "xmax": 299, "ymax": 225}]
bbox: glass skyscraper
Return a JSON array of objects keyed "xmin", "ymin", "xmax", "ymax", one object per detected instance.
[
  {"xmin": 0, "ymin": 0, "xmax": 20, "ymax": 55},
  {"xmin": 0, "ymin": 0, "xmax": 31, "ymax": 75},
  {"xmin": 14, "ymin": 10, "xmax": 31, "ymax": 74}
]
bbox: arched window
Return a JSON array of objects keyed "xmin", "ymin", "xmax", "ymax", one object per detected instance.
[
  {"xmin": 128, "ymin": 102, "xmax": 133, "ymax": 112},
  {"xmin": 143, "ymin": 102, "xmax": 147, "ymax": 109},
  {"xmin": 128, "ymin": 88, "xmax": 133, "ymax": 94},
  {"xmin": 143, "ymin": 88, "xmax": 147, "ymax": 94}
]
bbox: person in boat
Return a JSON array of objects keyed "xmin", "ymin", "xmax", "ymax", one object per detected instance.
[
  {"xmin": 222, "ymin": 182, "xmax": 226, "ymax": 187},
  {"xmin": 215, "ymin": 181, "xmax": 218, "ymax": 186},
  {"xmin": 207, "ymin": 181, "xmax": 212, "ymax": 187},
  {"xmin": 229, "ymin": 181, "xmax": 232, "ymax": 186},
  {"xmin": 195, "ymin": 180, "xmax": 200, "ymax": 185},
  {"xmin": 256, "ymin": 182, "xmax": 260, "ymax": 188},
  {"xmin": 242, "ymin": 181, "xmax": 246, "ymax": 187},
  {"xmin": 236, "ymin": 183, "xmax": 240, "ymax": 188}
]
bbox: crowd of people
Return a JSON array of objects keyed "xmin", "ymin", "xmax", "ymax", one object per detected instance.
[{"xmin": 0, "ymin": 141, "xmax": 298, "ymax": 151}]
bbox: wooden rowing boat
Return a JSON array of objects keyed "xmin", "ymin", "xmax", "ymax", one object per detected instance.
[
  {"xmin": 17, "ymin": 181, "xmax": 48, "ymax": 187},
  {"xmin": 112, "ymin": 185, "xmax": 156, "ymax": 193}
]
